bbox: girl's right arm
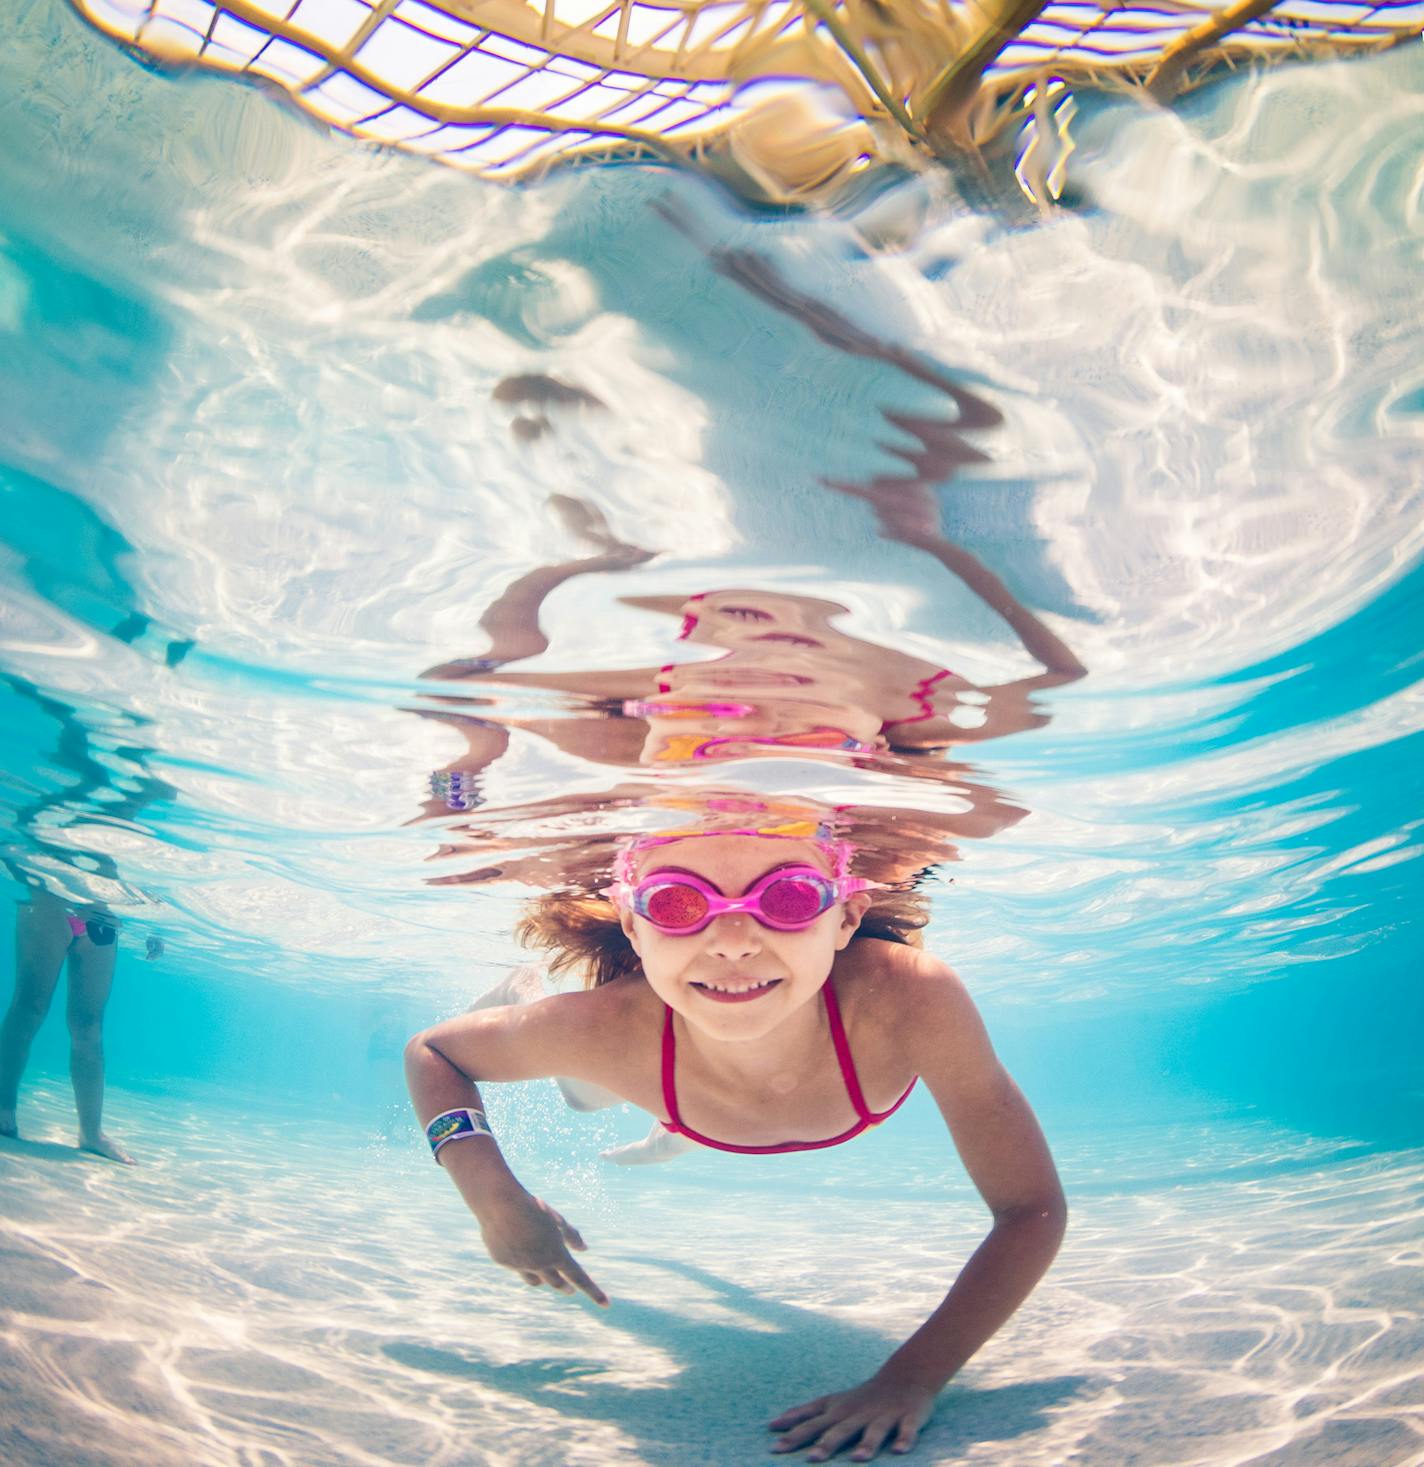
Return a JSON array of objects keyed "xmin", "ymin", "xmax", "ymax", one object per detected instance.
[{"xmin": 404, "ymin": 993, "xmax": 613, "ymax": 1305}]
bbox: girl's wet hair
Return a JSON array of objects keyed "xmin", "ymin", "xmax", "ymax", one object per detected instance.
[{"xmin": 516, "ymin": 880, "xmax": 930, "ymax": 989}]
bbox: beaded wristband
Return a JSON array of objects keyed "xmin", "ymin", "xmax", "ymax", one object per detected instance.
[{"xmin": 426, "ymin": 1107, "xmax": 493, "ymax": 1162}]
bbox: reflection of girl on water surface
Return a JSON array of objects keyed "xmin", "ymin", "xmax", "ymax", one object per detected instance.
[
  {"xmin": 407, "ymin": 798, "xmax": 1067, "ymax": 1462},
  {"xmin": 418, "ymin": 496, "xmax": 1084, "ymax": 809},
  {"xmin": 434, "ymin": 583, "xmax": 1068, "ymax": 765}
]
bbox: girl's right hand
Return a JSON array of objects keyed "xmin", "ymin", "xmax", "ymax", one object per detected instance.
[{"xmin": 479, "ymin": 1192, "xmax": 610, "ymax": 1306}]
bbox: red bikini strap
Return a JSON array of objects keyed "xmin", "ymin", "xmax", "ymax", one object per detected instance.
[
  {"xmin": 822, "ymin": 981, "xmax": 872, "ymax": 1122},
  {"xmin": 661, "ymin": 1004, "xmax": 683, "ymax": 1129}
]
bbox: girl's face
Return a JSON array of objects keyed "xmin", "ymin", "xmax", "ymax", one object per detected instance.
[
  {"xmin": 683, "ymin": 591, "xmax": 844, "ymax": 654},
  {"xmin": 618, "ymin": 835, "xmax": 869, "ymax": 1040}
]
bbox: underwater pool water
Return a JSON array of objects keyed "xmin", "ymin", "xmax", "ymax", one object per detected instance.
[{"xmin": 1, "ymin": 1, "xmax": 1422, "ymax": 1463}]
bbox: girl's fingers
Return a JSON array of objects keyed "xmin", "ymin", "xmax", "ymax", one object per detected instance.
[
  {"xmin": 511, "ymin": 1247, "xmax": 607, "ymax": 1306},
  {"xmin": 771, "ymin": 1414, "xmax": 836, "ymax": 1452},
  {"xmin": 561, "ymin": 1258, "xmax": 610, "ymax": 1307},
  {"xmin": 850, "ymin": 1418, "xmax": 898, "ymax": 1462},
  {"xmin": 806, "ymin": 1420, "xmax": 865, "ymax": 1461},
  {"xmin": 891, "ymin": 1422, "xmax": 920, "ymax": 1454},
  {"xmin": 543, "ymin": 1204, "xmax": 587, "ymax": 1250},
  {"xmin": 770, "ymin": 1398, "xmax": 829, "ymax": 1430}
]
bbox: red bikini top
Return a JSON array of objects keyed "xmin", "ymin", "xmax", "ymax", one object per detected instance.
[{"xmin": 660, "ymin": 979, "xmax": 917, "ymax": 1155}]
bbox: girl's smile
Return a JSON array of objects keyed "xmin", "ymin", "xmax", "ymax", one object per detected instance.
[{"xmin": 689, "ymin": 977, "xmax": 784, "ymax": 1002}]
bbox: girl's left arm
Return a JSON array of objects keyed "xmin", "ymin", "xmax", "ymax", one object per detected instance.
[{"xmin": 769, "ymin": 961, "xmax": 1066, "ymax": 1462}]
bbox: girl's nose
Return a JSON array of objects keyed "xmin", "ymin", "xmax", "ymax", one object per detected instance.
[{"xmin": 702, "ymin": 913, "xmax": 762, "ymax": 960}]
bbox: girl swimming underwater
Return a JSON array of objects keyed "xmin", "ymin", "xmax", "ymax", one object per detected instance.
[{"xmin": 405, "ymin": 824, "xmax": 1065, "ymax": 1462}]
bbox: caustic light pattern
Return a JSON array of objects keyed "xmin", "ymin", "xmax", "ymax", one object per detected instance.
[{"xmin": 67, "ymin": 0, "xmax": 1424, "ymax": 198}]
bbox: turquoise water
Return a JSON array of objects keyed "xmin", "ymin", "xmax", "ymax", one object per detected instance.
[{"xmin": 2, "ymin": 1, "xmax": 1423, "ymax": 1462}]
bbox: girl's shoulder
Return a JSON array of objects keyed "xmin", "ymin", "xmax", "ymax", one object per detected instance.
[
  {"xmin": 837, "ymin": 939, "xmax": 985, "ymax": 1065},
  {"xmin": 543, "ymin": 972, "xmax": 661, "ymax": 1041},
  {"xmin": 488, "ymin": 973, "xmax": 659, "ymax": 1088},
  {"xmin": 840, "ymin": 934, "xmax": 963, "ymax": 988}
]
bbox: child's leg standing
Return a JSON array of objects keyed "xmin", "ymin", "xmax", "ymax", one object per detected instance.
[
  {"xmin": 0, "ymin": 894, "xmax": 71, "ymax": 1136},
  {"xmin": 65, "ymin": 932, "xmax": 131, "ymax": 1162}
]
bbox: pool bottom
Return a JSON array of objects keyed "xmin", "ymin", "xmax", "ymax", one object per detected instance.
[{"xmin": 1, "ymin": 1083, "xmax": 1420, "ymax": 1467}]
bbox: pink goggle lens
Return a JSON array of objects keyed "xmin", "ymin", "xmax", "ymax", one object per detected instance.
[
  {"xmin": 756, "ymin": 876, "xmax": 829, "ymax": 924},
  {"xmin": 643, "ymin": 882, "xmax": 710, "ymax": 930}
]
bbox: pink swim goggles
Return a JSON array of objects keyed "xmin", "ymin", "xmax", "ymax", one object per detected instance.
[{"xmin": 610, "ymin": 863, "xmax": 878, "ymax": 935}]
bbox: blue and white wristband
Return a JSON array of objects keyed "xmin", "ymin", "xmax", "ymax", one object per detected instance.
[{"xmin": 425, "ymin": 1107, "xmax": 494, "ymax": 1162}]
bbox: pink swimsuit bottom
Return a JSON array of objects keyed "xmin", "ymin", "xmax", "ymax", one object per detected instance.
[{"xmin": 660, "ymin": 979, "xmax": 917, "ymax": 1154}]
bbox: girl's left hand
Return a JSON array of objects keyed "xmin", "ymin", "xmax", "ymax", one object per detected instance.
[{"xmin": 768, "ymin": 1375, "xmax": 935, "ymax": 1461}]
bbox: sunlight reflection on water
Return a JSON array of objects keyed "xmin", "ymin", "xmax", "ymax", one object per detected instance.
[{"xmin": 1, "ymin": 5, "xmax": 1421, "ymax": 1464}]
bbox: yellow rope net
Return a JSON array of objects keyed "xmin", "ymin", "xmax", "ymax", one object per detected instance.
[{"xmin": 73, "ymin": 0, "xmax": 1423, "ymax": 201}]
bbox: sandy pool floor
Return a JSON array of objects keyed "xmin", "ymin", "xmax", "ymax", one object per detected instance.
[{"xmin": 2, "ymin": 1083, "xmax": 1420, "ymax": 1466}]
